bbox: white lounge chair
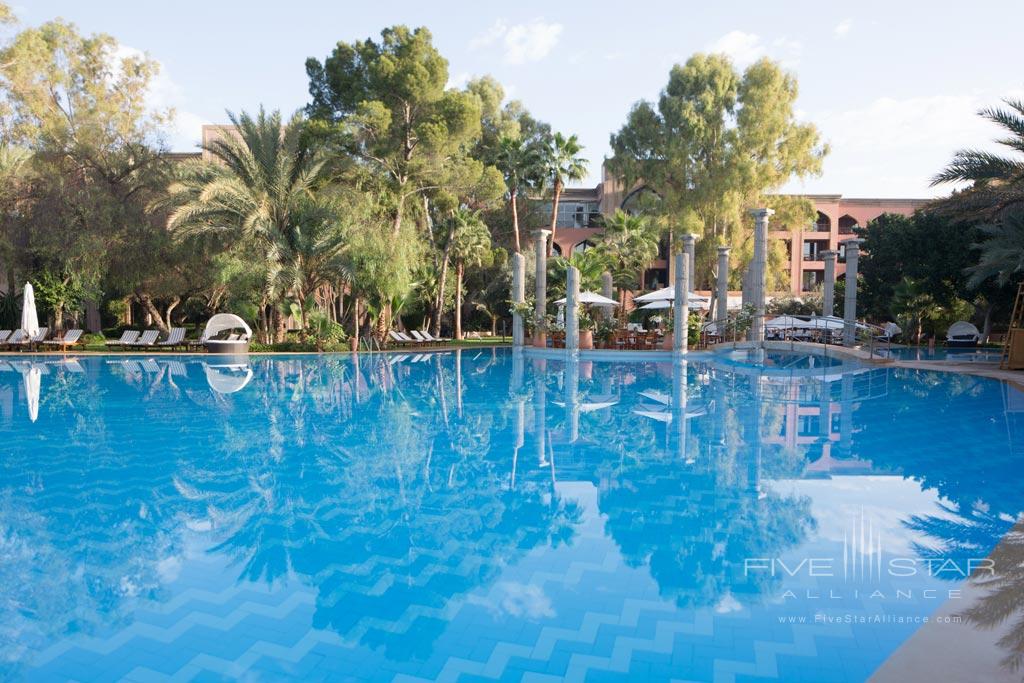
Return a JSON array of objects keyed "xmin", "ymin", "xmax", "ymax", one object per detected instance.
[
  {"xmin": 409, "ymin": 330, "xmax": 437, "ymax": 345},
  {"xmin": 0, "ymin": 330, "xmax": 11, "ymax": 344},
  {"xmin": 4, "ymin": 329, "xmax": 25, "ymax": 349},
  {"xmin": 42, "ymin": 329, "xmax": 83, "ymax": 350},
  {"xmin": 157, "ymin": 327, "xmax": 186, "ymax": 349},
  {"xmin": 129, "ymin": 330, "xmax": 160, "ymax": 348},
  {"xmin": 11, "ymin": 327, "xmax": 49, "ymax": 350},
  {"xmin": 388, "ymin": 330, "xmax": 416, "ymax": 347},
  {"xmin": 420, "ymin": 330, "xmax": 450, "ymax": 343},
  {"xmin": 106, "ymin": 330, "xmax": 140, "ymax": 349}
]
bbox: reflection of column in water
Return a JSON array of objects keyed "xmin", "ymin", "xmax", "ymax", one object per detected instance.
[
  {"xmin": 511, "ymin": 348, "xmax": 524, "ymax": 394},
  {"xmin": 818, "ymin": 375, "xmax": 831, "ymax": 442},
  {"xmin": 533, "ymin": 358, "xmax": 548, "ymax": 468},
  {"xmin": 746, "ymin": 373, "xmax": 762, "ymax": 496},
  {"xmin": 512, "ymin": 398, "xmax": 524, "ymax": 490},
  {"xmin": 714, "ymin": 367, "xmax": 728, "ymax": 446},
  {"xmin": 455, "ymin": 348, "xmax": 463, "ymax": 417},
  {"xmin": 565, "ymin": 357, "xmax": 579, "ymax": 442},
  {"xmin": 839, "ymin": 372, "xmax": 854, "ymax": 457},
  {"xmin": 672, "ymin": 358, "xmax": 689, "ymax": 462}
]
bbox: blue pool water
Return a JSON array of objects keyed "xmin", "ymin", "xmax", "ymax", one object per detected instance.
[{"xmin": 1, "ymin": 350, "xmax": 1022, "ymax": 682}]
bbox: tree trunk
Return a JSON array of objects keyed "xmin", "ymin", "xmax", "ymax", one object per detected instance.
[
  {"xmin": 164, "ymin": 296, "xmax": 180, "ymax": 330},
  {"xmin": 455, "ymin": 261, "xmax": 464, "ymax": 340},
  {"xmin": 273, "ymin": 306, "xmax": 287, "ymax": 343},
  {"xmin": 433, "ymin": 218, "xmax": 457, "ymax": 336},
  {"xmin": 352, "ymin": 297, "xmax": 360, "ymax": 349},
  {"xmin": 547, "ymin": 179, "xmax": 562, "ymax": 257},
  {"xmin": 134, "ymin": 291, "xmax": 170, "ymax": 335},
  {"xmin": 510, "ymin": 189, "xmax": 521, "ymax": 253}
]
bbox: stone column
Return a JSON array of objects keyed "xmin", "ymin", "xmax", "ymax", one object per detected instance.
[
  {"xmin": 716, "ymin": 247, "xmax": 731, "ymax": 332},
  {"xmin": 601, "ymin": 271, "xmax": 614, "ymax": 320},
  {"xmin": 749, "ymin": 208, "xmax": 774, "ymax": 343},
  {"xmin": 682, "ymin": 234, "xmax": 698, "ymax": 294},
  {"xmin": 842, "ymin": 239, "xmax": 861, "ymax": 347},
  {"xmin": 511, "ymin": 252, "xmax": 525, "ymax": 347},
  {"xmin": 821, "ymin": 250, "xmax": 836, "ymax": 318},
  {"xmin": 566, "ymin": 266, "xmax": 580, "ymax": 352},
  {"xmin": 673, "ymin": 252, "xmax": 689, "ymax": 353},
  {"xmin": 533, "ymin": 229, "xmax": 551, "ymax": 335}
]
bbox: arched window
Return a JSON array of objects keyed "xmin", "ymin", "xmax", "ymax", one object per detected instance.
[
  {"xmin": 551, "ymin": 242, "xmax": 563, "ymax": 256},
  {"xmin": 838, "ymin": 214, "xmax": 859, "ymax": 235},
  {"xmin": 572, "ymin": 240, "xmax": 595, "ymax": 255},
  {"xmin": 814, "ymin": 211, "xmax": 831, "ymax": 233}
]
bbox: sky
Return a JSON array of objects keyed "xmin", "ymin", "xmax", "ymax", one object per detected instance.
[{"xmin": 13, "ymin": 0, "xmax": 1023, "ymax": 198}]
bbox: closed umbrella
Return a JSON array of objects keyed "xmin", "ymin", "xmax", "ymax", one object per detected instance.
[{"xmin": 21, "ymin": 282, "xmax": 39, "ymax": 336}]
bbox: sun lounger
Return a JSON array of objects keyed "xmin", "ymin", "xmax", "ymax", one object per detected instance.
[
  {"xmin": 395, "ymin": 332, "xmax": 420, "ymax": 345},
  {"xmin": 0, "ymin": 330, "xmax": 11, "ymax": 344},
  {"xmin": 4, "ymin": 329, "xmax": 25, "ymax": 349},
  {"xmin": 106, "ymin": 330, "xmax": 139, "ymax": 350},
  {"xmin": 388, "ymin": 330, "xmax": 416, "ymax": 347},
  {"xmin": 420, "ymin": 330, "xmax": 450, "ymax": 343},
  {"xmin": 42, "ymin": 329, "xmax": 83, "ymax": 350},
  {"xmin": 10, "ymin": 327, "xmax": 49, "ymax": 351},
  {"xmin": 157, "ymin": 327, "xmax": 186, "ymax": 350},
  {"xmin": 409, "ymin": 330, "xmax": 438, "ymax": 345},
  {"xmin": 128, "ymin": 330, "xmax": 160, "ymax": 348}
]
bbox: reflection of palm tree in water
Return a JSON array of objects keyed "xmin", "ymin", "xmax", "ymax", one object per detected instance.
[
  {"xmin": 906, "ymin": 512, "xmax": 1024, "ymax": 676},
  {"xmin": 182, "ymin": 355, "xmax": 581, "ymax": 662}
]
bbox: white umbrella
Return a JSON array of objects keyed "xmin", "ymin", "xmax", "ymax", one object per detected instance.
[
  {"xmin": 21, "ymin": 282, "xmax": 38, "ymax": 336},
  {"xmin": 639, "ymin": 301, "xmax": 671, "ymax": 310},
  {"xmin": 633, "ymin": 286, "xmax": 711, "ymax": 303},
  {"xmin": 23, "ymin": 364, "xmax": 40, "ymax": 422},
  {"xmin": 553, "ymin": 291, "xmax": 620, "ymax": 306}
]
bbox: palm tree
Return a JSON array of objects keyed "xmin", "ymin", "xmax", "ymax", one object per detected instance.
[
  {"xmin": 932, "ymin": 98, "xmax": 1024, "ymax": 219},
  {"xmin": 449, "ymin": 210, "xmax": 491, "ymax": 340},
  {"xmin": 163, "ymin": 108, "xmax": 327, "ymax": 342},
  {"xmin": 596, "ymin": 210, "xmax": 661, "ymax": 312},
  {"xmin": 273, "ymin": 197, "xmax": 353, "ymax": 337},
  {"xmin": 548, "ymin": 249, "xmax": 610, "ymax": 297},
  {"xmin": 892, "ymin": 277, "xmax": 942, "ymax": 343},
  {"xmin": 966, "ymin": 209, "xmax": 1024, "ymax": 289},
  {"xmin": 493, "ymin": 135, "xmax": 542, "ymax": 254},
  {"xmin": 543, "ymin": 132, "xmax": 588, "ymax": 256}
]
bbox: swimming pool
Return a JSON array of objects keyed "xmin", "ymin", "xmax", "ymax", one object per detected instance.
[
  {"xmin": 1, "ymin": 351, "xmax": 1021, "ymax": 681},
  {"xmin": 875, "ymin": 346, "xmax": 1002, "ymax": 362}
]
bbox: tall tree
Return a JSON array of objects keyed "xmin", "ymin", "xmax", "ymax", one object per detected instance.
[
  {"xmin": 305, "ymin": 26, "xmax": 485, "ymax": 239},
  {"xmin": 0, "ymin": 15, "xmax": 172, "ymax": 324},
  {"xmin": 448, "ymin": 209, "xmax": 491, "ymax": 340},
  {"xmin": 493, "ymin": 135, "xmax": 543, "ymax": 253},
  {"xmin": 163, "ymin": 108, "xmax": 331, "ymax": 342},
  {"xmin": 607, "ymin": 54, "xmax": 826, "ymax": 288},
  {"xmin": 542, "ymin": 132, "xmax": 588, "ymax": 256}
]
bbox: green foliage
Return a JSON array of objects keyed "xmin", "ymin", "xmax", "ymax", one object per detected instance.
[
  {"xmin": 33, "ymin": 270, "xmax": 86, "ymax": 323},
  {"xmin": 607, "ymin": 53, "xmax": 826, "ymax": 288},
  {"xmin": 931, "ymin": 98, "xmax": 1024, "ymax": 220},
  {"xmin": 0, "ymin": 290, "xmax": 17, "ymax": 329}
]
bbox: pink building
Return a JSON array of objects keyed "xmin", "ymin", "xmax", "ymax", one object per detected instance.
[{"xmin": 537, "ymin": 175, "xmax": 930, "ymax": 295}]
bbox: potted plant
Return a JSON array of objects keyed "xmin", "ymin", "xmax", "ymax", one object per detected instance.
[
  {"xmin": 578, "ymin": 308, "xmax": 596, "ymax": 349},
  {"xmin": 596, "ymin": 319, "xmax": 617, "ymax": 349}
]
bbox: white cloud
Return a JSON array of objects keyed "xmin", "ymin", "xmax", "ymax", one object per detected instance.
[
  {"xmin": 114, "ymin": 44, "xmax": 209, "ymax": 151},
  {"xmin": 834, "ymin": 18, "xmax": 853, "ymax": 38},
  {"xmin": 788, "ymin": 88, "xmax": 1024, "ymax": 196},
  {"xmin": 708, "ymin": 30, "xmax": 763, "ymax": 67},
  {"xmin": 470, "ymin": 18, "xmax": 563, "ymax": 65},
  {"xmin": 707, "ymin": 30, "xmax": 801, "ymax": 68}
]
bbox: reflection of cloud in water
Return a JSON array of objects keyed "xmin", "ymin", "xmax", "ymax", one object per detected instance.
[
  {"xmin": 770, "ymin": 476, "xmax": 960, "ymax": 556},
  {"xmin": 490, "ymin": 581, "xmax": 556, "ymax": 619}
]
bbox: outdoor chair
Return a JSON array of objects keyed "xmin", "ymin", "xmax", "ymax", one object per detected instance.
[
  {"xmin": 128, "ymin": 330, "xmax": 159, "ymax": 348},
  {"xmin": 409, "ymin": 330, "xmax": 436, "ymax": 345},
  {"xmin": 157, "ymin": 327, "xmax": 186, "ymax": 350},
  {"xmin": 12, "ymin": 327, "xmax": 49, "ymax": 351},
  {"xmin": 0, "ymin": 330, "xmax": 11, "ymax": 344},
  {"xmin": 42, "ymin": 329, "xmax": 83, "ymax": 351},
  {"xmin": 106, "ymin": 330, "xmax": 140, "ymax": 350}
]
